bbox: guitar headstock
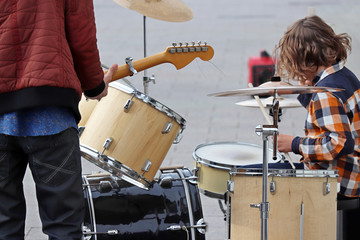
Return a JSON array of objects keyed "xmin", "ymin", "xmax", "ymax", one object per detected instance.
[{"xmin": 164, "ymin": 41, "xmax": 214, "ymax": 69}]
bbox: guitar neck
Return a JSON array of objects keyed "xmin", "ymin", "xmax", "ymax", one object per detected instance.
[
  {"xmin": 110, "ymin": 52, "xmax": 168, "ymax": 82},
  {"xmin": 106, "ymin": 43, "xmax": 214, "ymax": 82}
]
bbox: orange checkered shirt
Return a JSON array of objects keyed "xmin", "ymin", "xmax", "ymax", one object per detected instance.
[{"xmin": 292, "ymin": 62, "xmax": 360, "ymax": 197}]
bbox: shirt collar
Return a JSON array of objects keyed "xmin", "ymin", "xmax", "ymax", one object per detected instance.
[
  {"xmin": 298, "ymin": 61, "xmax": 344, "ymax": 108},
  {"xmin": 314, "ymin": 61, "xmax": 344, "ymax": 86}
]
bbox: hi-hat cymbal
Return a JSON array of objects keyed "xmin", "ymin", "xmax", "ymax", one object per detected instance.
[
  {"xmin": 236, "ymin": 96, "xmax": 302, "ymax": 108},
  {"xmin": 113, "ymin": 0, "xmax": 193, "ymax": 22},
  {"xmin": 209, "ymin": 81, "xmax": 343, "ymax": 97}
]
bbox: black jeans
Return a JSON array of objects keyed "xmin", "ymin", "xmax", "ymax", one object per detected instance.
[{"xmin": 0, "ymin": 128, "xmax": 84, "ymax": 240}]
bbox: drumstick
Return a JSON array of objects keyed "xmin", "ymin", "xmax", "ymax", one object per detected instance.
[
  {"xmin": 247, "ymin": 83, "xmax": 296, "ymax": 170},
  {"xmin": 248, "ymin": 83, "xmax": 272, "ymax": 124}
]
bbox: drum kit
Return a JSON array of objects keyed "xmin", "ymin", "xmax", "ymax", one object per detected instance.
[{"xmin": 79, "ymin": 1, "xmax": 343, "ymax": 240}]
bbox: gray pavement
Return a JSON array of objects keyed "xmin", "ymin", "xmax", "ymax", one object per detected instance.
[{"xmin": 24, "ymin": 0, "xmax": 360, "ymax": 239}]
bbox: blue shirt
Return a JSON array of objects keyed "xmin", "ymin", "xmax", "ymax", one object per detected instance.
[{"xmin": 0, "ymin": 106, "xmax": 78, "ymax": 136}]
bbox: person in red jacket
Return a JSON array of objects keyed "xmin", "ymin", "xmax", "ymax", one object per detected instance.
[{"xmin": 0, "ymin": 0, "xmax": 117, "ymax": 239}]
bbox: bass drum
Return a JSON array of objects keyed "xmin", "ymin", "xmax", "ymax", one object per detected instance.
[{"xmin": 82, "ymin": 168, "xmax": 206, "ymax": 240}]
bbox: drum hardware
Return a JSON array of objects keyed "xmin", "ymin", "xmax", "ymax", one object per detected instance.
[
  {"xmin": 83, "ymin": 228, "xmax": 120, "ymax": 236},
  {"xmin": 101, "ymin": 137, "xmax": 113, "ymax": 155},
  {"xmin": 269, "ymin": 175, "xmax": 276, "ymax": 194},
  {"xmin": 227, "ymin": 179, "xmax": 234, "ymax": 194},
  {"xmin": 225, "ymin": 180, "xmax": 232, "ymax": 240},
  {"xmin": 300, "ymin": 202, "xmax": 304, "ymax": 240},
  {"xmin": 143, "ymin": 73, "xmax": 156, "ymax": 92},
  {"xmin": 159, "ymin": 176, "xmax": 173, "ymax": 188},
  {"xmin": 176, "ymin": 168, "xmax": 202, "ymax": 240},
  {"xmin": 82, "ymin": 174, "xmax": 120, "ymax": 193},
  {"xmin": 125, "ymin": 57, "xmax": 137, "ymax": 76},
  {"xmin": 162, "ymin": 119, "xmax": 174, "ymax": 134},
  {"xmin": 82, "ymin": 181, "xmax": 113, "ymax": 193},
  {"xmin": 159, "ymin": 175, "xmax": 198, "ymax": 188},
  {"xmin": 217, "ymin": 199, "xmax": 227, "ymax": 215},
  {"xmin": 173, "ymin": 129, "xmax": 184, "ymax": 144},
  {"xmin": 323, "ymin": 175, "xmax": 331, "ymax": 195},
  {"xmin": 123, "ymin": 94, "xmax": 135, "ymax": 112},
  {"xmin": 141, "ymin": 159, "xmax": 152, "ymax": 173},
  {"xmin": 82, "ymin": 176, "xmax": 97, "ymax": 240},
  {"xmin": 81, "ymin": 145, "xmax": 152, "ymax": 190},
  {"xmin": 167, "ymin": 219, "xmax": 207, "ymax": 233}
]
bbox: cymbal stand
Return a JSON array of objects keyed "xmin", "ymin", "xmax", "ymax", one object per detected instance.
[
  {"xmin": 252, "ymin": 90, "xmax": 280, "ymax": 240},
  {"xmin": 142, "ymin": 16, "xmax": 155, "ymax": 95}
]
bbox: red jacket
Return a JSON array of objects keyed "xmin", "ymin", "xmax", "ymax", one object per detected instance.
[{"xmin": 0, "ymin": 0, "xmax": 104, "ymax": 122}]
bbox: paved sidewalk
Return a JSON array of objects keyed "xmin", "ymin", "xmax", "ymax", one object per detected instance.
[{"xmin": 24, "ymin": 0, "xmax": 360, "ymax": 239}]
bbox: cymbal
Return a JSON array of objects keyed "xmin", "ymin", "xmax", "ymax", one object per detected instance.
[
  {"xmin": 113, "ymin": 0, "xmax": 193, "ymax": 22},
  {"xmin": 209, "ymin": 81, "xmax": 344, "ymax": 97},
  {"xmin": 236, "ymin": 96, "xmax": 302, "ymax": 108}
]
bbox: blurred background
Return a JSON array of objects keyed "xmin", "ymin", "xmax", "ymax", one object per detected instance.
[{"xmin": 24, "ymin": 0, "xmax": 360, "ymax": 239}]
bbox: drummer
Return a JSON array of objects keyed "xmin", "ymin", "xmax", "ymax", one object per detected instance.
[{"xmin": 276, "ymin": 15, "xmax": 360, "ymax": 238}]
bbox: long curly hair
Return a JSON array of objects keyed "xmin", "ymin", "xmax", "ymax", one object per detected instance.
[{"xmin": 276, "ymin": 16, "xmax": 351, "ymax": 82}]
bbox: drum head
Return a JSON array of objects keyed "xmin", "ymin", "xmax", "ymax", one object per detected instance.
[{"xmin": 194, "ymin": 142, "xmax": 280, "ymax": 168}]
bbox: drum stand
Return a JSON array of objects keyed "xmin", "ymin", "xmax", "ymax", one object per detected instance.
[
  {"xmin": 251, "ymin": 90, "xmax": 280, "ymax": 240},
  {"xmin": 142, "ymin": 16, "xmax": 155, "ymax": 95}
]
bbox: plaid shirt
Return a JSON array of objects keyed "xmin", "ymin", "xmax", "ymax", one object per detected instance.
[{"xmin": 292, "ymin": 62, "xmax": 360, "ymax": 197}]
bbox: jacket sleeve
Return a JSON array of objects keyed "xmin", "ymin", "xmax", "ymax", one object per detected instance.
[
  {"xmin": 64, "ymin": 0, "xmax": 105, "ymax": 97},
  {"xmin": 294, "ymin": 92, "xmax": 354, "ymax": 162}
]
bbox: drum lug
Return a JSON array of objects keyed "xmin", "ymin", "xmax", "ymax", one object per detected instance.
[
  {"xmin": 159, "ymin": 176, "xmax": 173, "ymax": 188},
  {"xmin": 195, "ymin": 218, "xmax": 207, "ymax": 234},
  {"xmin": 82, "ymin": 226, "xmax": 92, "ymax": 240},
  {"xmin": 323, "ymin": 176, "xmax": 331, "ymax": 195},
  {"xmin": 142, "ymin": 159, "xmax": 152, "ymax": 173},
  {"xmin": 162, "ymin": 121, "xmax": 173, "ymax": 134},
  {"xmin": 270, "ymin": 175, "xmax": 276, "ymax": 194},
  {"xmin": 101, "ymin": 137, "xmax": 113, "ymax": 154},
  {"xmin": 173, "ymin": 131, "xmax": 183, "ymax": 144},
  {"xmin": 227, "ymin": 180, "xmax": 234, "ymax": 194},
  {"xmin": 124, "ymin": 94, "xmax": 136, "ymax": 113},
  {"xmin": 123, "ymin": 99, "xmax": 134, "ymax": 112},
  {"xmin": 192, "ymin": 165, "xmax": 199, "ymax": 177}
]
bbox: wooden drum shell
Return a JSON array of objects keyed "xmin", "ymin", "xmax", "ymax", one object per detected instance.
[
  {"xmin": 230, "ymin": 169, "xmax": 337, "ymax": 240},
  {"xmin": 80, "ymin": 82, "xmax": 185, "ymax": 184}
]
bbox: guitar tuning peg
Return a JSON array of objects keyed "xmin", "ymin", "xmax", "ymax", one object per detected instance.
[
  {"xmin": 198, "ymin": 41, "xmax": 202, "ymax": 46},
  {"xmin": 179, "ymin": 42, "xmax": 183, "ymax": 47},
  {"xmin": 204, "ymin": 41, "xmax": 207, "ymax": 46},
  {"xmin": 192, "ymin": 41, "xmax": 195, "ymax": 46},
  {"xmin": 185, "ymin": 42, "xmax": 189, "ymax": 47},
  {"xmin": 172, "ymin": 42, "xmax": 177, "ymax": 47}
]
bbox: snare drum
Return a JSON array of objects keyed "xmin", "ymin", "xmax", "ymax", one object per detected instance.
[
  {"xmin": 230, "ymin": 167, "xmax": 338, "ymax": 240},
  {"xmin": 80, "ymin": 82, "xmax": 186, "ymax": 189},
  {"xmin": 82, "ymin": 168, "xmax": 206, "ymax": 240},
  {"xmin": 193, "ymin": 142, "xmax": 281, "ymax": 199}
]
